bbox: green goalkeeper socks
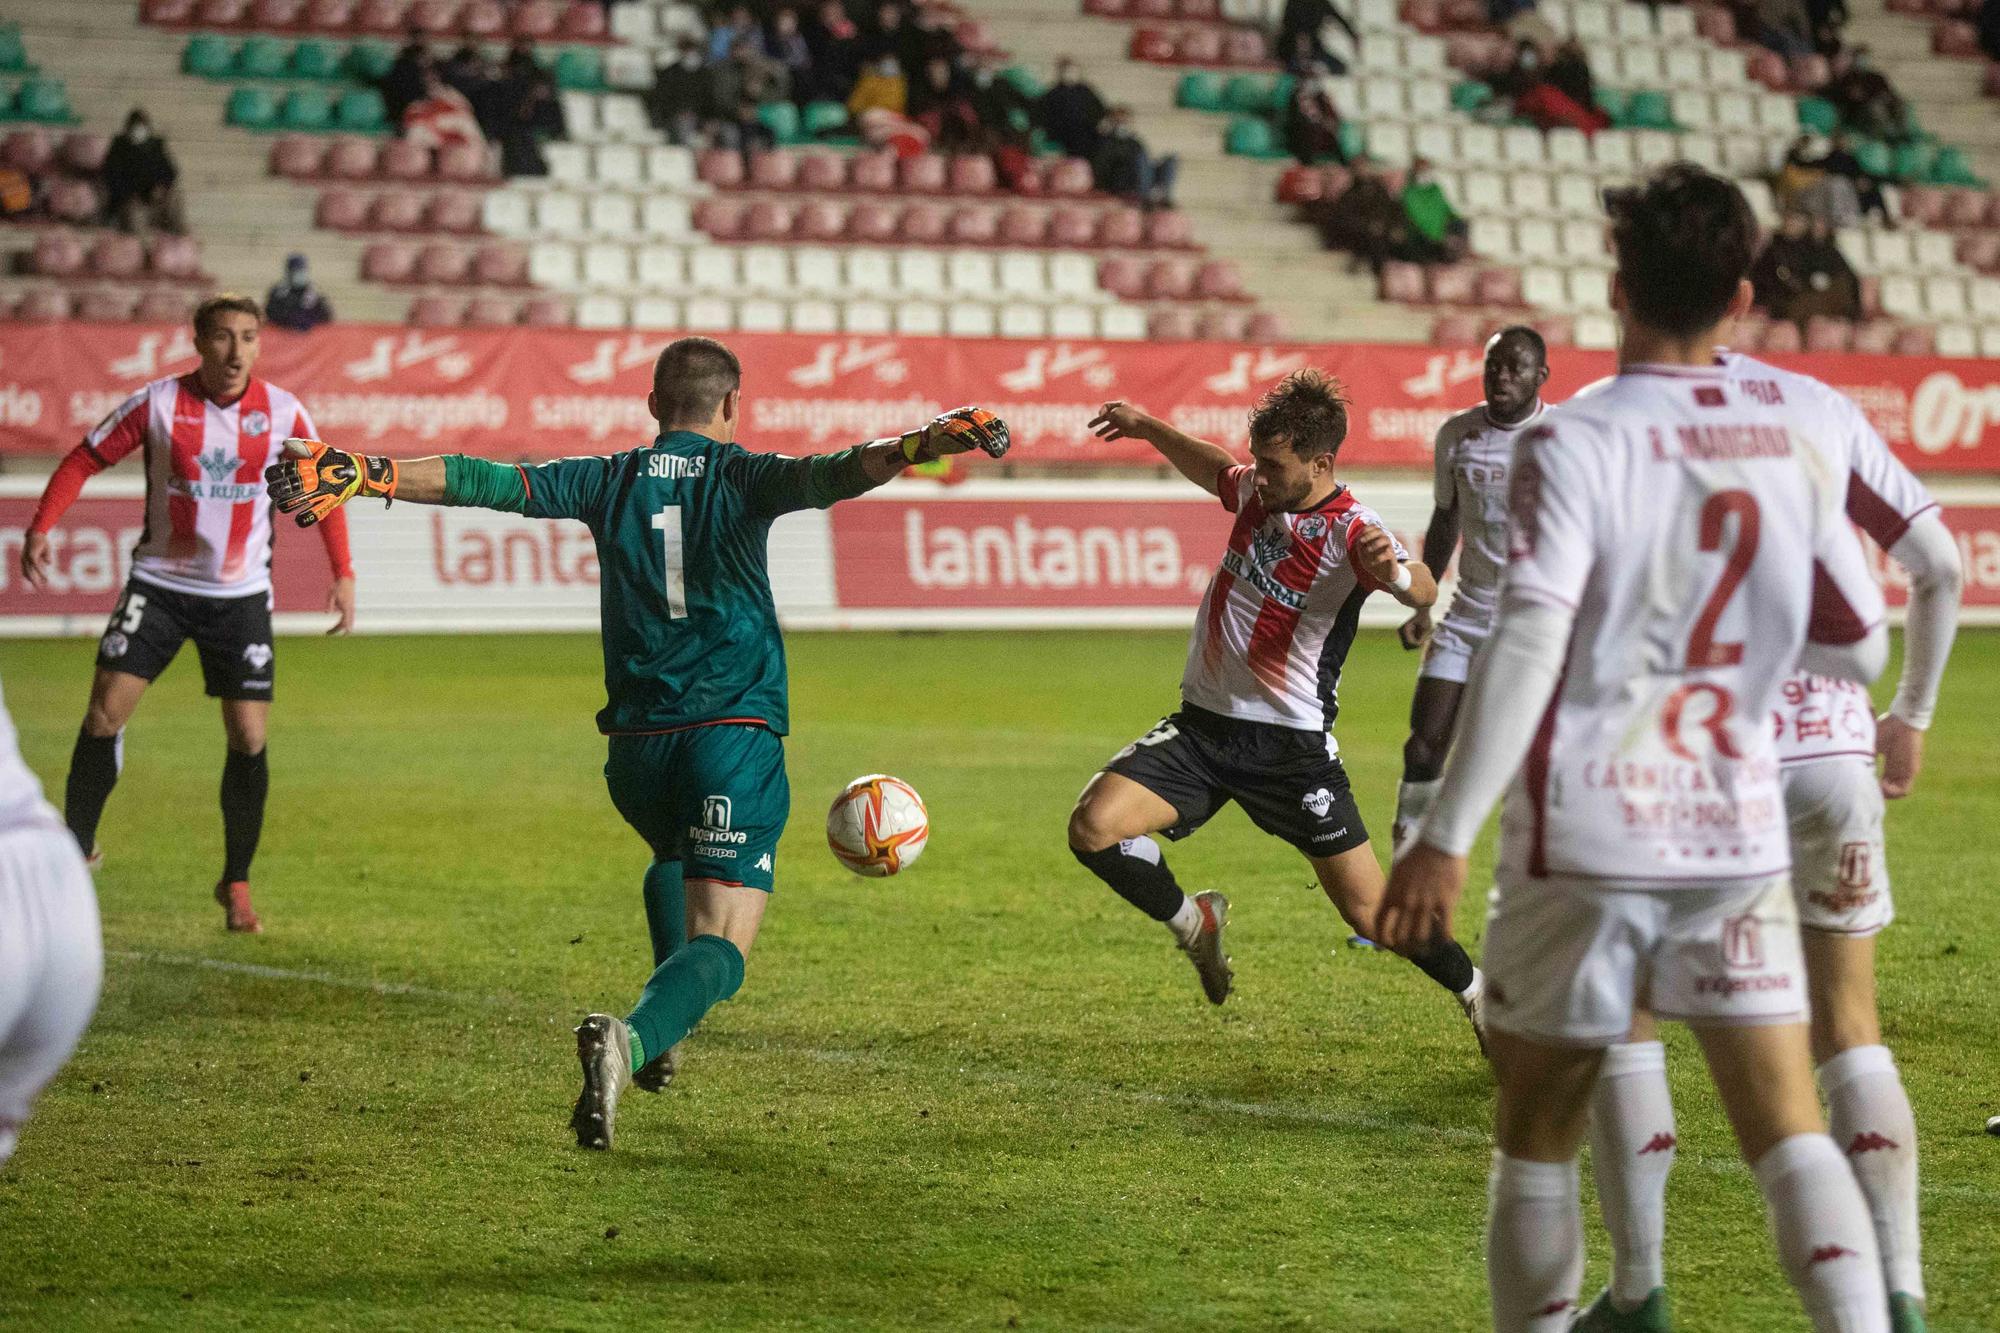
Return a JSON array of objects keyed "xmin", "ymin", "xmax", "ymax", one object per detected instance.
[
  {"xmin": 625, "ymin": 934, "xmax": 744, "ymax": 1074},
  {"xmin": 641, "ymin": 859, "xmax": 686, "ymax": 967}
]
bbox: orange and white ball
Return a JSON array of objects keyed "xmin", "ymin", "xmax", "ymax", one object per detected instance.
[{"xmin": 826, "ymin": 774, "xmax": 929, "ymax": 877}]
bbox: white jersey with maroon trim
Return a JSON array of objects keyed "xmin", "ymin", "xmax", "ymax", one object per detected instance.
[
  {"xmin": 1179, "ymin": 465, "xmax": 1407, "ymax": 737},
  {"xmin": 80, "ymin": 373, "xmax": 315, "ymax": 598},
  {"xmin": 0, "ymin": 677, "xmax": 60, "ymax": 836},
  {"xmin": 1721, "ymin": 352, "xmax": 1939, "ymax": 765},
  {"xmin": 1496, "ymin": 364, "xmax": 1885, "ymax": 888},
  {"xmin": 1431, "ymin": 399, "xmax": 1544, "ymax": 627}
]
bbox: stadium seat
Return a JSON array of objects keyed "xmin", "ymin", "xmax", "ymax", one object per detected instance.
[
  {"xmin": 899, "ymin": 153, "xmax": 948, "ymax": 194},
  {"xmin": 335, "ymin": 89, "xmax": 387, "ymax": 132},
  {"xmin": 474, "ymin": 243, "xmax": 528, "ymax": 285},
  {"xmin": 1146, "ymin": 211, "xmax": 1193, "ymax": 248},
  {"xmin": 698, "ymin": 148, "xmax": 745, "ymax": 188},
  {"xmin": 235, "ymin": 35, "xmax": 288, "ymax": 80},
  {"xmin": 947, "ymin": 252, "xmax": 997, "ymax": 297},
  {"xmin": 843, "ymin": 249, "xmax": 892, "ymax": 294},
  {"xmin": 997, "ymin": 253, "xmax": 1046, "ymax": 300},
  {"xmin": 138, "ymin": 288, "xmax": 196, "ymax": 322},
  {"xmin": 795, "ymin": 200, "xmax": 846, "ymax": 242},
  {"xmin": 792, "ymin": 248, "xmax": 841, "ymax": 295},
  {"xmin": 0, "ymin": 127, "xmax": 50, "ymax": 173},
  {"xmin": 416, "ymin": 243, "xmax": 472, "ymax": 285},
  {"xmin": 803, "ymin": 100, "xmax": 850, "ymax": 139},
  {"xmin": 1196, "ymin": 260, "xmax": 1246, "ymax": 300},
  {"xmin": 950, "ymin": 155, "xmax": 997, "ymax": 194},
  {"xmin": 410, "ymin": 293, "xmax": 467, "ymax": 326},
  {"xmin": 428, "ymin": 190, "xmax": 480, "ymax": 233},
  {"xmin": 461, "ymin": 294, "xmax": 518, "ymax": 325},
  {"xmin": 1428, "ymin": 265, "xmax": 1476, "ymax": 306},
  {"xmin": 195, "ymin": 0, "xmax": 250, "ymax": 25},
  {"xmin": 89, "ymin": 235, "xmax": 146, "ymax": 279},
  {"xmin": 623, "ymin": 295, "xmax": 677, "ymax": 329},
  {"xmin": 553, "ymin": 49, "xmax": 605, "ymax": 92},
  {"xmin": 372, "ymin": 189, "xmax": 426, "ymax": 231},
  {"xmin": 344, "ymin": 40, "xmax": 395, "ymax": 83},
  {"xmin": 184, "ymin": 35, "xmax": 235, "ymax": 78},
  {"xmin": 290, "ymin": 38, "xmax": 343, "ymax": 81},
  {"xmin": 282, "ymin": 88, "xmax": 336, "ymax": 131},
  {"xmin": 743, "ymin": 201, "xmax": 793, "ymax": 240},
  {"xmin": 740, "ymin": 246, "xmax": 790, "ymax": 294},
  {"xmin": 581, "ymin": 239, "xmax": 632, "ymax": 288},
  {"xmin": 1096, "ymin": 206, "xmax": 1145, "ymax": 249},
  {"xmin": 543, "ymin": 141, "xmax": 589, "ymax": 183},
  {"xmin": 317, "ymin": 187, "xmax": 370, "ymax": 229},
  {"xmin": 46, "ymin": 178, "xmax": 99, "ymax": 222},
  {"xmin": 31, "ymin": 232, "xmax": 85, "ymax": 278},
  {"xmin": 900, "ymin": 203, "xmax": 947, "ymax": 245},
  {"xmin": 949, "ymin": 206, "xmax": 1000, "ymax": 245},
  {"xmin": 528, "ymin": 240, "xmax": 580, "ymax": 288},
  {"xmin": 228, "ymin": 86, "xmax": 282, "ymax": 130},
  {"xmin": 13, "ymin": 288, "xmax": 70, "ymax": 321},
  {"xmin": 1147, "ymin": 307, "xmax": 1199, "ymax": 341},
  {"xmin": 362, "ymin": 241, "xmax": 417, "ymax": 282},
  {"xmin": 76, "ymin": 288, "xmax": 142, "ymax": 322},
  {"xmin": 634, "ymin": 245, "xmax": 687, "ymax": 291},
  {"xmin": 380, "ymin": 137, "xmax": 433, "ymax": 180}
]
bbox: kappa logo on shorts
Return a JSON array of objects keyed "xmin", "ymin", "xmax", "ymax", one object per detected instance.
[
  {"xmin": 101, "ymin": 631, "xmax": 128, "ymax": 659},
  {"xmin": 1837, "ymin": 841, "xmax": 1872, "ymax": 890},
  {"xmin": 242, "ymin": 643, "xmax": 273, "ymax": 670},
  {"xmin": 755, "ymin": 853, "xmax": 772, "ymax": 872},
  {"xmin": 1721, "ymin": 913, "xmax": 1765, "ymax": 971},
  {"xmin": 1302, "ymin": 788, "xmax": 1335, "ymax": 819}
]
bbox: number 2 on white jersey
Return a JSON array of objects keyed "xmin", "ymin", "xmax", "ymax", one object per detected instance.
[
  {"xmin": 1689, "ymin": 489, "xmax": 1759, "ymax": 668},
  {"xmin": 651, "ymin": 506, "xmax": 687, "ymax": 619}
]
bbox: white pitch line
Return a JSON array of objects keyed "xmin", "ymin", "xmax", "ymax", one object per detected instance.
[{"xmin": 109, "ymin": 950, "xmax": 2000, "ymax": 1204}]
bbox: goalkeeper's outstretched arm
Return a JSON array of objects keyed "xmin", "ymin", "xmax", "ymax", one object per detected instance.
[{"xmin": 1087, "ymin": 401, "xmax": 1235, "ymax": 496}]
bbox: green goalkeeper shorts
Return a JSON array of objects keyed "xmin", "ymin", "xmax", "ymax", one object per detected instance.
[{"xmin": 604, "ymin": 724, "xmax": 789, "ymax": 892}]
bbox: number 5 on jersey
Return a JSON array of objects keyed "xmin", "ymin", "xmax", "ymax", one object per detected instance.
[{"xmin": 652, "ymin": 506, "xmax": 688, "ymax": 619}]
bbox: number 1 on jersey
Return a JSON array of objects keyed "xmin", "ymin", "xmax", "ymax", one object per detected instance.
[{"xmin": 651, "ymin": 506, "xmax": 687, "ymax": 618}]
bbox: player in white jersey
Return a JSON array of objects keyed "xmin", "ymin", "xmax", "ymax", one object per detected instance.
[
  {"xmin": 1064, "ymin": 371, "xmax": 1487, "ymax": 1041},
  {"xmin": 0, "ymin": 674, "xmax": 104, "ymax": 1167},
  {"xmin": 1575, "ymin": 353, "xmax": 1961, "ymax": 1333},
  {"xmin": 18, "ymin": 295, "xmax": 357, "ymax": 934},
  {"xmin": 1379, "ymin": 166, "xmax": 1897, "ymax": 1333},
  {"xmin": 1393, "ymin": 327, "xmax": 1550, "ymax": 854}
]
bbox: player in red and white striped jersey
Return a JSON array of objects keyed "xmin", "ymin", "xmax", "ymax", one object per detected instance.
[
  {"xmin": 1063, "ymin": 372, "xmax": 1489, "ymax": 1047},
  {"xmin": 1380, "ymin": 166, "xmax": 1899, "ymax": 1333},
  {"xmin": 18, "ymin": 295, "xmax": 357, "ymax": 934}
]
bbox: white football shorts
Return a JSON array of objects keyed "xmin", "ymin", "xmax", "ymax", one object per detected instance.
[
  {"xmin": 0, "ymin": 820, "xmax": 102, "ymax": 1166},
  {"xmin": 1417, "ymin": 604, "xmax": 1492, "ymax": 685},
  {"xmin": 1784, "ymin": 756, "xmax": 1892, "ymax": 937},
  {"xmin": 1481, "ymin": 873, "xmax": 1806, "ymax": 1046}
]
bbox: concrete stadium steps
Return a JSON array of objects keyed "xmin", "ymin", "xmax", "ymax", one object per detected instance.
[
  {"xmin": 969, "ymin": 0, "xmax": 1432, "ymax": 342},
  {"xmin": 19, "ymin": 0, "xmax": 414, "ymax": 321},
  {"xmin": 1845, "ymin": 0, "xmax": 2000, "ymax": 184}
]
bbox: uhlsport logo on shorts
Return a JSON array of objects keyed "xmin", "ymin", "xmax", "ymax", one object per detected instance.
[
  {"xmin": 101, "ymin": 631, "xmax": 128, "ymax": 659},
  {"xmin": 242, "ymin": 643, "xmax": 273, "ymax": 670},
  {"xmin": 1301, "ymin": 788, "xmax": 1335, "ymax": 819}
]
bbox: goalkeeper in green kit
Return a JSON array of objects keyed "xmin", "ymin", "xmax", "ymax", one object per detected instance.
[{"xmin": 265, "ymin": 337, "xmax": 1010, "ymax": 1150}]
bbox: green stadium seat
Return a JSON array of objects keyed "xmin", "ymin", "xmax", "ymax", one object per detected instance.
[
  {"xmin": 802, "ymin": 99, "xmax": 850, "ymax": 137},
  {"xmin": 184, "ymin": 35, "xmax": 235, "ymax": 79},
  {"xmin": 1000, "ymin": 65, "xmax": 1042, "ymax": 100},
  {"xmin": 551, "ymin": 47, "xmax": 603, "ymax": 90},
  {"xmin": 1268, "ymin": 73, "xmax": 1297, "ymax": 113},
  {"xmin": 344, "ymin": 42, "xmax": 395, "ymax": 83},
  {"xmin": 1624, "ymin": 89, "xmax": 1673, "ymax": 130},
  {"xmin": 235, "ymin": 35, "xmax": 288, "ymax": 80},
  {"xmin": 1177, "ymin": 71, "xmax": 1225, "ymax": 111},
  {"xmin": 1795, "ymin": 96, "xmax": 1837, "ymax": 135},
  {"xmin": 1892, "ymin": 140, "xmax": 1936, "ymax": 183},
  {"xmin": 334, "ymin": 88, "xmax": 386, "ymax": 132},
  {"xmin": 757, "ymin": 99, "xmax": 802, "ymax": 144},
  {"xmin": 0, "ymin": 28, "xmax": 25, "ymax": 74},
  {"xmin": 227, "ymin": 85, "xmax": 281, "ymax": 130},
  {"xmin": 288, "ymin": 39, "xmax": 343, "ymax": 81},
  {"xmin": 16, "ymin": 78, "xmax": 70, "ymax": 123},
  {"xmin": 1029, "ymin": 127, "xmax": 1058, "ymax": 156},
  {"xmin": 1338, "ymin": 120, "xmax": 1365, "ymax": 160},
  {"xmin": 1224, "ymin": 115, "xmax": 1278, "ymax": 158},
  {"xmin": 1931, "ymin": 145, "xmax": 1980, "ymax": 187},
  {"xmin": 1221, "ymin": 74, "xmax": 1271, "ymax": 113},
  {"xmin": 1593, "ymin": 86, "xmax": 1627, "ymax": 124},
  {"xmin": 1854, "ymin": 138, "xmax": 1892, "ymax": 178},
  {"xmin": 1451, "ymin": 80, "xmax": 1494, "ymax": 113},
  {"xmin": 281, "ymin": 86, "xmax": 335, "ymax": 131}
]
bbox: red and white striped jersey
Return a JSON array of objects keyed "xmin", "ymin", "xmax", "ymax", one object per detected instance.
[
  {"xmin": 82, "ymin": 373, "xmax": 315, "ymax": 597},
  {"xmin": 1497, "ymin": 364, "xmax": 1885, "ymax": 887},
  {"xmin": 1179, "ymin": 464, "xmax": 1407, "ymax": 737},
  {"xmin": 1720, "ymin": 353, "xmax": 1940, "ymax": 766}
]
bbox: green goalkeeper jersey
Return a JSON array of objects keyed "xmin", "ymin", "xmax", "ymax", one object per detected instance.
[{"xmin": 463, "ymin": 431, "xmax": 872, "ymax": 736}]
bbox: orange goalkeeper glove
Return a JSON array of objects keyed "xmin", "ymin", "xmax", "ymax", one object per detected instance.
[
  {"xmin": 900, "ymin": 406, "xmax": 1010, "ymax": 464},
  {"xmin": 265, "ymin": 437, "xmax": 399, "ymax": 529}
]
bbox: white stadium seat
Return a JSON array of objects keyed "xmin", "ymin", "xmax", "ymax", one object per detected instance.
[
  {"xmin": 1097, "ymin": 305, "xmax": 1146, "ymax": 340},
  {"xmin": 999, "ymin": 304, "xmax": 1048, "ymax": 339},
  {"xmin": 683, "ymin": 298, "xmax": 735, "ymax": 332},
  {"xmin": 1663, "ymin": 47, "xmax": 1705, "ymax": 87},
  {"xmin": 690, "ymin": 248, "xmax": 740, "ymax": 291},
  {"xmin": 1754, "ymin": 93, "xmax": 1798, "ymax": 134},
  {"xmin": 594, "ymin": 144, "xmax": 641, "ymax": 185},
  {"xmin": 1462, "ymin": 170, "xmax": 1506, "ymax": 214},
  {"xmin": 1721, "ymin": 135, "xmax": 1773, "ymax": 177},
  {"xmin": 1676, "ymin": 133, "xmax": 1723, "ymax": 172},
  {"xmin": 1591, "ymin": 133, "xmax": 1635, "ymax": 172},
  {"xmin": 604, "ymin": 48, "xmax": 653, "ymax": 92},
  {"xmin": 1523, "ymin": 266, "xmax": 1567, "ymax": 309},
  {"xmin": 1555, "ymin": 174, "xmax": 1599, "ymax": 218},
  {"xmin": 1616, "ymin": 48, "xmax": 1665, "ymax": 88},
  {"xmin": 842, "ymin": 300, "xmax": 893, "ymax": 334},
  {"xmin": 1516, "ymin": 218, "xmax": 1560, "ymax": 261},
  {"xmin": 534, "ymin": 191, "xmax": 586, "ymax": 236},
  {"xmin": 741, "ymin": 246, "xmax": 792, "ymax": 293},
  {"xmin": 846, "ymin": 249, "xmax": 895, "ymax": 294},
  {"xmin": 1738, "ymin": 178, "xmax": 1777, "ymax": 227},
  {"xmin": 1980, "ymin": 326, "xmax": 2000, "ymax": 358},
  {"xmin": 1413, "ymin": 123, "xmax": 1456, "ymax": 166},
  {"xmin": 737, "ymin": 298, "xmax": 787, "ymax": 333},
  {"xmin": 1500, "ymin": 126, "xmax": 1544, "ymax": 167},
  {"xmin": 1869, "ymin": 231, "xmax": 1917, "ymax": 274},
  {"xmin": 1611, "ymin": 3, "xmax": 1653, "ymax": 37},
  {"xmin": 1407, "ymin": 79, "xmax": 1448, "ymax": 120},
  {"xmin": 1972, "ymin": 278, "xmax": 2000, "ymax": 320},
  {"xmin": 559, "ymin": 93, "xmax": 599, "ymax": 138},
  {"xmin": 1566, "ymin": 267, "xmax": 1612, "ymax": 312},
  {"xmin": 528, "ymin": 242, "xmax": 579, "ymax": 289},
  {"xmin": 1455, "ymin": 123, "xmax": 1501, "ymax": 163},
  {"xmin": 1546, "ymin": 128, "xmax": 1590, "ymax": 170},
  {"xmin": 1468, "ymin": 216, "xmax": 1512, "ymax": 259},
  {"xmin": 894, "ymin": 301, "xmax": 946, "ymax": 336},
  {"xmin": 1050, "ymin": 253, "xmax": 1100, "ymax": 301},
  {"xmin": 793, "ymin": 248, "xmax": 843, "ymax": 295},
  {"xmin": 630, "ymin": 296, "xmax": 682, "ymax": 330},
  {"xmin": 1050, "ymin": 304, "xmax": 1096, "ymax": 339},
  {"xmin": 645, "ymin": 146, "xmax": 696, "ymax": 190},
  {"xmin": 1924, "ymin": 276, "xmax": 1969, "ymax": 321},
  {"xmin": 1936, "ymin": 324, "xmax": 1977, "ymax": 357},
  {"xmin": 947, "ymin": 252, "xmax": 997, "ymax": 297},
  {"xmin": 1658, "ymin": 4, "xmax": 1696, "ymax": 38},
  {"xmin": 1711, "ymin": 92, "xmax": 1755, "ymax": 130},
  {"xmin": 897, "ymin": 250, "xmax": 948, "ymax": 299},
  {"xmin": 1403, "ymin": 36, "xmax": 1446, "ymax": 71},
  {"xmin": 1366, "ymin": 122, "xmax": 1413, "ymax": 165},
  {"xmin": 582, "ymin": 242, "xmax": 632, "ymax": 289},
  {"xmin": 998, "ymin": 253, "xmax": 1047, "ymax": 299},
  {"xmin": 1879, "ymin": 276, "xmax": 1923, "ymax": 320},
  {"xmin": 576, "ymin": 294, "xmax": 625, "ymax": 329},
  {"xmin": 480, "ymin": 191, "xmax": 531, "ymax": 236},
  {"xmin": 610, "ymin": 3, "xmax": 656, "ymax": 40},
  {"xmin": 1560, "ymin": 219, "xmax": 1607, "ymax": 261},
  {"xmin": 1633, "ymin": 130, "xmax": 1677, "ymax": 170},
  {"xmin": 1705, "ymin": 48, "xmax": 1749, "ymax": 84},
  {"xmin": 636, "ymin": 245, "xmax": 687, "ymax": 290},
  {"xmin": 1671, "ymin": 92, "xmax": 1715, "ymax": 132},
  {"xmin": 1508, "ymin": 172, "xmax": 1555, "ymax": 216},
  {"xmin": 641, "ymin": 196, "xmax": 691, "ymax": 237},
  {"xmin": 1575, "ymin": 313, "xmax": 1618, "ymax": 349},
  {"xmin": 1570, "ymin": 4, "xmax": 1610, "ymax": 38},
  {"xmin": 1912, "ymin": 230, "xmax": 1957, "ymax": 273},
  {"xmin": 946, "ymin": 303, "xmax": 997, "ymax": 337},
  {"xmin": 1835, "ymin": 229, "xmax": 1870, "ymax": 272},
  {"xmin": 1361, "ymin": 77, "xmax": 1406, "ymax": 120},
  {"xmin": 599, "ymin": 96, "xmax": 651, "ymax": 140},
  {"xmin": 588, "ymin": 194, "xmax": 640, "ymax": 238},
  {"xmin": 791, "ymin": 300, "xmax": 841, "ymax": 334}
]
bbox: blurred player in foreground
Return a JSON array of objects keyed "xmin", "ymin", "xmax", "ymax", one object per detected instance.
[
  {"xmin": 19, "ymin": 295, "xmax": 356, "ymax": 933},
  {"xmin": 0, "ymin": 674, "xmax": 102, "ymax": 1167},
  {"xmin": 1573, "ymin": 356, "xmax": 1962, "ymax": 1333},
  {"xmin": 1393, "ymin": 327, "xmax": 1549, "ymax": 854},
  {"xmin": 264, "ymin": 336, "xmax": 1008, "ymax": 1150},
  {"xmin": 1379, "ymin": 165, "xmax": 1898, "ymax": 1333},
  {"xmin": 1068, "ymin": 373, "xmax": 1488, "ymax": 1043}
]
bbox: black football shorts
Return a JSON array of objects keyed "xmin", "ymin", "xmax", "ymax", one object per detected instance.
[
  {"xmin": 1102, "ymin": 703, "xmax": 1369, "ymax": 858},
  {"xmin": 95, "ymin": 578, "xmax": 276, "ymax": 701}
]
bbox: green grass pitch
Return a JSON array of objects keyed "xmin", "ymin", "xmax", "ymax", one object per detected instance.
[{"xmin": 0, "ymin": 628, "xmax": 1995, "ymax": 1332}]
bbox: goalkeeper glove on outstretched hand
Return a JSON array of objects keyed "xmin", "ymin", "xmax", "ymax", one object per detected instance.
[
  {"xmin": 900, "ymin": 406, "xmax": 1010, "ymax": 464},
  {"xmin": 265, "ymin": 437, "xmax": 399, "ymax": 528}
]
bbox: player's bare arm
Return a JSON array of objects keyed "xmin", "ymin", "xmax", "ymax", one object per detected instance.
[
  {"xmin": 1353, "ymin": 522, "xmax": 1438, "ymax": 611},
  {"xmin": 1088, "ymin": 401, "xmax": 1234, "ymax": 496},
  {"xmin": 1398, "ymin": 502, "xmax": 1458, "ymax": 649}
]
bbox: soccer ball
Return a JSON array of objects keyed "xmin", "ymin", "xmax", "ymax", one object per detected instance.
[{"xmin": 826, "ymin": 774, "xmax": 929, "ymax": 877}]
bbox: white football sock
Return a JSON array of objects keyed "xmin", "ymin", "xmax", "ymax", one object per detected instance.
[
  {"xmin": 1393, "ymin": 778, "xmax": 1441, "ymax": 859},
  {"xmin": 1165, "ymin": 892, "xmax": 1201, "ymax": 946},
  {"xmin": 1752, "ymin": 1133, "xmax": 1889, "ymax": 1333},
  {"xmin": 1487, "ymin": 1152, "xmax": 1585, "ymax": 1333},
  {"xmin": 1589, "ymin": 1040, "xmax": 1677, "ymax": 1309},
  {"xmin": 1820, "ymin": 1044, "xmax": 1923, "ymax": 1302}
]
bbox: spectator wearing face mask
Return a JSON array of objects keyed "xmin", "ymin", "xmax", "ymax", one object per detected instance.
[
  {"xmin": 265, "ymin": 254, "xmax": 333, "ymax": 333},
  {"xmin": 102, "ymin": 109, "xmax": 186, "ymax": 235},
  {"xmin": 1283, "ymin": 77, "xmax": 1344, "ymax": 164},
  {"xmin": 708, "ymin": 6, "xmax": 764, "ymax": 64},
  {"xmin": 767, "ymin": 9, "xmax": 815, "ymax": 106},
  {"xmin": 649, "ymin": 39, "xmax": 709, "ymax": 143},
  {"xmin": 909, "ymin": 57, "xmax": 981, "ymax": 153},
  {"xmin": 1752, "ymin": 211, "xmax": 1861, "ymax": 327},
  {"xmin": 1037, "ymin": 57, "xmax": 1107, "ymax": 161},
  {"xmin": 1825, "ymin": 48, "xmax": 1912, "ymax": 142},
  {"xmin": 379, "ymin": 34, "xmax": 431, "ymax": 125},
  {"xmin": 1092, "ymin": 106, "xmax": 1178, "ymax": 210},
  {"xmin": 1315, "ymin": 154, "xmax": 1403, "ymax": 275}
]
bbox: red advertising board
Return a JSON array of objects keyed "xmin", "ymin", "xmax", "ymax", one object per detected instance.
[{"xmin": 5, "ymin": 323, "xmax": 2000, "ymax": 473}]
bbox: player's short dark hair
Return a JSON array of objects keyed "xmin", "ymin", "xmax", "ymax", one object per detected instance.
[
  {"xmin": 192, "ymin": 293, "xmax": 261, "ymax": 337},
  {"xmin": 1490, "ymin": 324, "xmax": 1546, "ymax": 365},
  {"xmin": 652, "ymin": 336, "xmax": 743, "ymax": 428},
  {"xmin": 1248, "ymin": 368, "xmax": 1349, "ymax": 461},
  {"xmin": 1605, "ymin": 164, "xmax": 1759, "ymax": 338}
]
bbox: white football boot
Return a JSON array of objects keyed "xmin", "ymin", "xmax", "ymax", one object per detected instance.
[
  {"xmin": 1177, "ymin": 890, "xmax": 1233, "ymax": 1005},
  {"xmin": 570, "ymin": 1014, "xmax": 633, "ymax": 1150}
]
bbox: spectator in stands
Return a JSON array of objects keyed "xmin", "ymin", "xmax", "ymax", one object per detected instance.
[
  {"xmin": 0, "ymin": 164, "xmax": 31, "ymax": 220},
  {"xmin": 968, "ymin": 55, "xmax": 1031, "ymax": 136},
  {"xmin": 729, "ymin": 33, "xmax": 793, "ymax": 105},
  {"xmin": 440, "ymin": 43, "xmax": 505, "ymax": 138},
  {"xmin": 1316, "ymin": 154, "xmax": 1402, "ymax": 275},
  {"xmin": 1488, "ymin": 0, "xmax": 1560, "ymax": 50},
  {"xmin": 1037, "ymin": 58, "xmax": 1107, "ymax": 162},
  {"xmin": 1752, "ymin": 211, "xmax": 1861, "ymax": 327},
  {"xmin": 1825, "ymin": 47, "xmax": 1911, "ymax": 142},
  {"xmin": 265, "ymin": 254, "xmax": 333, "ymax": 333},
  {"xmin": 717, "ymin": 97, "xmax": 778, "ymax": 154},
  {"xmin": 1739, "ymin": 0, "xmax": 1818, "ymax": 59},
  {"xmin": 1815, "ymin": 129, "xmax": 1892, "ymax": 225},
  {"xmin": 708, "ymin": 6, "xmax": 765, "ymax": 64},
  {"xmin": 767, "ymin": 8, "xmax": 815, "ymax": 106},
  {"xmin": 1399, "ymin": 159, "xmax": 1467, "ymax": 264},
  {"xmin": 380, "ymin": 34, "xmax": 431, "ymax": 126},
  {"xmin": 1092, "ymin": 105, "xmax": 1178, "ymax": 210},
  {"xmin": 648, "ymin": 38, "xmax": 710, "ymax": 143},
  {"xmin": 101, "ymin": 109, "xmax": 186, "ymax": 236},
  {"xmin": 402, "ymin": 67, "xmax": 485, "ymax": 149},
  {"xmin": 805, "ymin": 0, "xmax": 863, "ymax": 103},
  {"xmin": 862, "ymin": 2, "xmax": 926, "ymax": 75},
  {"xmin": 1544, "ymin": 40, "xmax": 1606, "ymax": 125},
  {"xmin": 1806, "ymin": 0, "xmax": 1848, "ymax": 54},
  {"xmin": 1494, "ymin": 39, "xmax": 1607, "ymax": 134},
  {"xmin": 495, "ymin": 64, "xmax": 566, "ymax": 176},
  {"xmin": 909, "ymin": 56, "xmax": 981, "ymax": 153},
  {"xmin": 1283, "ymin": 77, "xmax": 1344, "ymax": 164},
  {"xmin": 847, "ymin": 54, "xmax": 908, "ymax": 118},
  {"xmin": 1981, "ymin": 0, "xmax": 2000, "ymax": 63},
  {"xmin": 1278, "ymin": 0, "xmax": 1356, "ymax": 75}
]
